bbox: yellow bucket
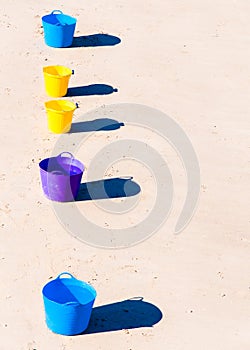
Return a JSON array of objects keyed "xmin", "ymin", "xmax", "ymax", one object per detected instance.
[
  {"xmin": 43, "ymin": 65, "xmax": 73, "ymax": 97},
  {"xmin": 45, "ymin": 100, "xmax": 76, "ymax": 133}
]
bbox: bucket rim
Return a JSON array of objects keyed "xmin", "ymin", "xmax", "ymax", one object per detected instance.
[
  {"xmin": 42, "ymin": 10, "xmax": 77, "ymax": 24},
  {"xmin": 39, "ymin": 154, "xmax": 84, "ymax": 175},
  {"xmin": 42, "ymin": 273, "xmax": 97, "ymax": 305},
  {"xmin": 42, "ymin": 12, "xmax": 77, "ymax": 23},
  {"xmin": 45, "ymin": 99, "xmax": 77, "ymax": 112},
  {"xmin": 43, "ymin": 65, "xmax": 72, "ymax": 78}
]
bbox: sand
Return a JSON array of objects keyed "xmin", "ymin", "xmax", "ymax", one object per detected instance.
[{"xmin": 0, "ymin": 0, "xmax": 250, "ymax": 349}]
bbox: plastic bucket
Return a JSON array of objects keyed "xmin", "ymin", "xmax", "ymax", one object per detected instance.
[
  {"xmin": 42, "ymin": 10, "xmax": 77, "ymax": 48},
  {"xmin": 42, "ymin": 272, "xmax": 97, "ymax": 335},
  {"xmin": 45, "ymin": 100, "xmax": 76, "ymax": 133},
  {"xmin": 39, "ymin": 152, "xmax": 84, "ymax": 202},
  {"xmin": 43, "ymin": 65, "xmax": 73, "ymax": 97}
]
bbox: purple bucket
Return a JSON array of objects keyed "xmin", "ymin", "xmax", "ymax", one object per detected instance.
[{"xmin": 39, "ymin": 152, "xmax": 84, "ymax": 202}]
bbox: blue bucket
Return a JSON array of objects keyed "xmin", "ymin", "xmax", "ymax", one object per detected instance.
[
  {"xmin": 42, "ymin": 10, "xmax": 77, "ymax": 48},
  {"xmin": 42, "ymin": 273, "xmax": 97, "ymax": 335}
]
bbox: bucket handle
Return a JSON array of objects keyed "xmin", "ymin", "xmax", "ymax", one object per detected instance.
[
  {"xmin": 57, "ymin": 272, "xmax": 76, "ymax": 279},
  {"xmin": 56, "ymin": 153, "xmax": 75, "ymax": 174},
  {"xmin": 57, "ymin": 273, "xmax": 79, "ymax": 306},
  {"xmin": 51, "ymin": 170, "xmax": 65, "ymax": 176},
  {"xmin": 57, "ymin": 152, "xmax": 74, "ymax": 160},
  {"xmin": 65, "ymin": 301, "xmax": 79, "ymax": 306},
  {"xmin": 51, "ymin": 10, "xmax": 63, "ymax": 15}
]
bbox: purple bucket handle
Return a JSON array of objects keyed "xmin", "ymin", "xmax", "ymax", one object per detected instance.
[
  {"xmin": 51, "ymin": 170, "xmax": 65, "ymax": 176},
  {"xmin": 57, "ymin": 272, "xmax": 76, "ymax": 279},
  {"xmin": 56, "ymin": 152, "xmax": 74, "ymax": 172},
  {"xmin": 57, "ymin": 152, "xmax": 74, "ymax": 160}
]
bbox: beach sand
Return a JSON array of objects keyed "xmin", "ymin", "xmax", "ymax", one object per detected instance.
[{"xmin": 0, "ymin": 1, "xmax": 250, "ymax": 349}]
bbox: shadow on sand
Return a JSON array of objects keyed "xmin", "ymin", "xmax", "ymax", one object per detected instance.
[
  {"xmin": 75, "ymin": 177, "xmax": 140, "ymax": 201},
  {"xmin": 66, "ymin": 84, "xmax": 118, "ymax": 97},
  {"xmin": 83, "ymin": 298, "xmax": 163, "ymax": 334},
  {"xmin": 70, "ymin": 33, "xmax": 121, "ymax": 48},
  {"xmin": 69, "ymin": 118, "xmax": 124, "ymax": 133}
]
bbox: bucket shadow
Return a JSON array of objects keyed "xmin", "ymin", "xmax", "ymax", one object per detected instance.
[
  {"xmin": 83, "ymin": 298, "xmax": 163, "ymax": 334},
  {"xmin": 70, "ymin": 34, "xmax": 121, "ymax": 48},
  {"xmin": 66, "ymin": 84, "xmax": 118, "ymax": 97},
  {"xmin": 70, "ymin": 118, "xmax": 124, "ymax": 133},
  {"xmin": 75, "ymin": 177, "xmax": 141, "ymax": 201}
]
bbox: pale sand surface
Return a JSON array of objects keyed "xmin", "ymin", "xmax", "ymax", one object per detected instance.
[{"xmin": 0, "ymin": 1, "xmax": 250, "ymax": 349}]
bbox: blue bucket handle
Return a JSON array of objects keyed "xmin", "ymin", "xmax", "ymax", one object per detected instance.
[
  {"xmin": 51, "ymin": 10, "xmax": 63, "ymax": 15},
  {"xmin": 65, "ymin": 301, "xmax": 79, "ymax": 306},
  {"xmin": 57, "ymin": 272, "xmax": 76, "ymax": 279},
  {"xmin": 56, "ymin": 273, "xmax": 80, "ymax": 306}
]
